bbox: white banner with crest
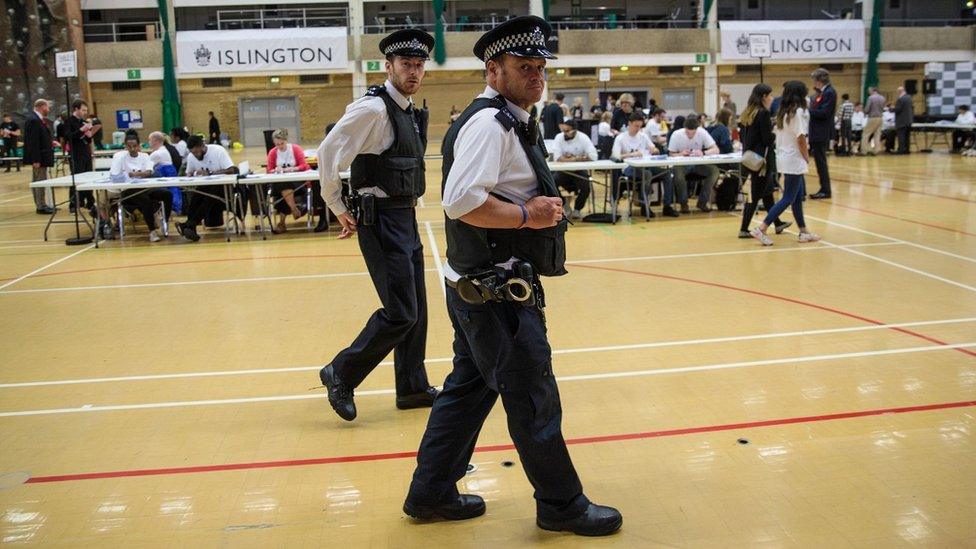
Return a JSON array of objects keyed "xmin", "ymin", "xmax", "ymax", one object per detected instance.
[
  {"xmin": 176, "ymin": 28, "xmax": 348, "ymax": 74},
  {"xmin": 720, "ymin": 20, "xmax": 865, "ymax": 61}
]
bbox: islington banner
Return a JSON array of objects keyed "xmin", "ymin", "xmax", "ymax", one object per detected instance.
[
  {"xmin": 176, "ymin": 28, "xmax": 348, "ymax": 74},
  {"xmin": 720, "ymin": 20, "xmax": 865, "ymax": 61}
]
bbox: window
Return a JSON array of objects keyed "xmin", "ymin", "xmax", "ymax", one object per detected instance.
[
  {"xmin": 890, "ymin": 63, "xmax": 916, "ymax": 71},
  {"xmin": 111, "ymin": 81, "xmax": 141, "ymax": 91},
  {"xmin": 736, "ymin": 64, "xmax": 762, "ymax": 74},
  {"xmin": 661, "ymin": 89, "xmax": 697, "ymax": 116},
  {"xmin": 747, "ymin": 0, "xmax": 759, "ymax": 9},
  {"xmin": 202, "ymin": 77, "xmax": 232, "ymax": 88},
  {"xmin": 659, "ymin": 66, "xmax": 684, "ymax": 74},
  {"xmin": 299, "ymin": 74, "xmax": 330, "ymax": 85},
  {"xmin": 570, "ymin": 67, "xmax": 596, "ymax": 76},
  {"xmin": 820, "ymin": 64, "xmax": 844, "ymax": 72}
]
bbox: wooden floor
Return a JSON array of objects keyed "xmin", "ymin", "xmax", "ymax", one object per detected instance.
[{"xmin": 0, "ymin": 149, "xmax": 974, "ymax": 547}]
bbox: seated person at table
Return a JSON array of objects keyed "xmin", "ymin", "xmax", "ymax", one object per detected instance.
[
  {"xmin": 148, "ymin": 131, "xmax": 182, "ymax": 215},
  {"xmin": 266, "ymin": 128, "xmax": 327, "ymax": 233},
  {"xmin": 169, "ymin": 127, "xmax": 190, "ymax": 168},
  {"xmin": 611, "ymin": 112, "xmax": 665, "ymax": 218},
  {"xmin": 643, "ymin": 108, "xmax": 668, "ymax": 152},
  {"xmin": 952, "ymin": 105, "xmax": 975, "ymax": 152},
  {"xmin": 851, "ymin": 103, "xmax": 866, "ymax": 152},
  {"xmin": 668, "ymin": 115, "xmax": 720, "ymax": 213},
  {"xmin": 551, "ymin": 120, "xmax": 598, "ymax": 220},
  {"xmin": 176, "ymin": 135, "xmax": 238, "ymax": 242},
  {"xmin": 109, "ymin": 133, "xmax": 171, "ymax": 242}
]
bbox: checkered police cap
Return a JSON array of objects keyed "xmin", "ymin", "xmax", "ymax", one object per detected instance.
[
  {"xmin": 379, "ymin": 29, "xmax": 435, "ymax": 60},
  {"xmin": 474, "ymin": 16, "xmax": 557, "ymax": 62}
]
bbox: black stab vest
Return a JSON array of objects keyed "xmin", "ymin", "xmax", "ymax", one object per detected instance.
[
  {"xmin": 442, "ymin": 95, "xmax": 568, "ymax": 277},
  {"xmin": 349, "ymin": 85, "xmax": 427, "ymax": 198}
]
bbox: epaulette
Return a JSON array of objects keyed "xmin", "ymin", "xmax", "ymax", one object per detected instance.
[
  {"xmin": 364, "ymin": 85, "xmax": 387, "ymax": 97},
  {"xmin": 493, "ymin": 99, "xmax": 517, "ymax": 132}
]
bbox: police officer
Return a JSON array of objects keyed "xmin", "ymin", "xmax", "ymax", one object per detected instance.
[
  {"xmin": 315, "ymin": 29, "xmax": 439, "ymax": 421},
  {"xmin": 403, "ymin": 17, "xmax": 622, "ymax": 536}
]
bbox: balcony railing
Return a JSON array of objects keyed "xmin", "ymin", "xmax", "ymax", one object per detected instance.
[
  {"xmin": 83, "ymin": 21, "xmax": 161, "ymax": 43},
  {"xmin": 363, "ymin": 15, "xmax": 701, "ymax": 34},
  {"xmin": 879, "ymin": 18, "xmax": 974, "ymax": 27},
  {"xmin": 213, "ymin": 7, "xmax": 348, "ymax": 30}
]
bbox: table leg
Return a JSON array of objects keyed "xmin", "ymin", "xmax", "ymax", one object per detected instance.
[
  {"xmin": 222, "ymin": 184, "xmax": 232, "ymax": 242},
  {"xmin": 42, "ymin": 188, "xmax": 56, "ymax": 242}
]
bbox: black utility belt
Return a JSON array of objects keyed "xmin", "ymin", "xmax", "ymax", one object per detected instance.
[
  {"xmin": 349, "ymin": 193, "xmax": 417, "ymax": 226},
  {"xmin": 446, "ymin": 261, "xmax": 544, "ymax": 309}
]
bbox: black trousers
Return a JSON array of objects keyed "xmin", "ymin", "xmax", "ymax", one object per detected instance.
[
  {"xmin": 121, "ymin": 188, "xmax": 172, "ymax": 231},
  {"xmin": 184, "ymin": 185, "xmax": 225, "ymax": 227},
  {"xmin": 952, "ymin": 130, "xmax": 973, "ymax": 150},
  {"xmin": 69, "ymin": 154, "xmax": 95, "ymax": 208},
  {"xmin": 553, "ymin": 171, "xmax": 590, "ymax": 212},
  {"xmin": 330, "ymin": 207, "xmax": 430, "ymax": 396},
  {"xmin": 809, "ymin": 140, "xmax": 831, "ymax": 195},
  {"xmin": 408, "ymin": 285, "xmax": 588, "ymax": 521},
  {"xmin": 739, "ymin": 168, "xmax": 782, "ymax": 232},
  {"xmin": 896, "ymin": 126, "xmax": 910, "ymax": 153}
]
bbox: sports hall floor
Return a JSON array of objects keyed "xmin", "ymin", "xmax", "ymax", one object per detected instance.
[{"xmin": 0, "ymin": 148, "xmax": 973, "ymax": 547}]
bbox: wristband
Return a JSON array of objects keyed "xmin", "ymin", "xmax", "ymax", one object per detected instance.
[{"xmin": 517, "ymin": 204, "xmax": 528, "ymax": 229}]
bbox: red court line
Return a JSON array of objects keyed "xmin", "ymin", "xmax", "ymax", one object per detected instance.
[
  {"xmin": 24, "ymin": 399, "xmax": 976, "ymax": 484},
  {"xmin": 572, "ymin": 264, "xmax": 976, "ymax": 358},
  {"xmin": 833, "ymin": 175, "xmax": 976, "ymax": 204},
  {"xmin": 823, "ymin": 200, "xmax": 976, "ymax": 237}
]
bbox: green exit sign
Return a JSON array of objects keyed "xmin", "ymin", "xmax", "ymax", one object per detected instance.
[
  {"xmin": 126, "ymin": 69, "xmax": 141, "ymax": 80},
  {"xmin": 695, "ymin": 53, "xmax": 709, "ymax": 64},
  {"xmin": 366, "ymin": 60, "xmax": 382, "ymax": 71}
]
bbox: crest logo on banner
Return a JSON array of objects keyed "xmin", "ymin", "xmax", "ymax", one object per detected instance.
[{"xmin": 194, "ymin": 45, "xmax": 212, "ymax": 67}]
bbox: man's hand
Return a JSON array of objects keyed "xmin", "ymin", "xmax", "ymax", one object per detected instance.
[
  {"xmin": 336, "ymin": 211, "xmax": 357, "ymax": 239},
  {"xmin": 523, "ymin": 196, "xmax": 564, "ymax": 229},
  {"xmin": 690, "ymin": 149, "xmax": 704, "ymax": 157}
]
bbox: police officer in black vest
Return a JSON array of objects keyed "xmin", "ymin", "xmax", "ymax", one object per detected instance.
[
  {"xmin": 403, "ymin": 17, "xmax": 622, "ymax": 536},
  {"xmin": 315, "ymin": 29, "xmax": 439, "ymax": 421}
]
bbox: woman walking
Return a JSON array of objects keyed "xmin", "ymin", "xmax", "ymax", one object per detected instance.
[
  {"xmin": 750, "ymin": 81, "xmax": 821, "ymax": 246},
  {"xmin": 738, "ymin": 83, "xmax": 790, "ymax": 238}
]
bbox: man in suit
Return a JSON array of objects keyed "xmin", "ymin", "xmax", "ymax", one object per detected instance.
[
  {"xmin": 67, "ymin": 99, "xmax": 98, "ymax": 212},
  {"xmin": 894, "ymin": 86, "xmax": 914, "ymax": 155},
  {"xmin": 808, "ymin": 68, "xmax": 836, "ymax": 199},
  {"xmin": 22, "ymin": 98, "xmax": 55, "ymax": 214},
  {"xmin": 541, "ymin": 93, "xmax": 564, "ymax": 140},
  {"xmin": 208, "ymin": 111, "xmax": 221, "ymax": 144}
]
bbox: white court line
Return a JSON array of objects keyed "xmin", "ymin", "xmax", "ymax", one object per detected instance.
[
  {"xmin": 0, "ymin": 195, "xmax": 30, "ymax": 205},
  {"xmin": 0, "ymin": 268, "xmax": 442, "ymax": 295},
  {"xmin": 0, "ymin": 243, "xmax": 94, "ymax": 292},
  {"xmin": 1, "ymin": 342, "xmax": 972, "ymax": 417},
  {"xmin": 0, "ymin": 190, "xmax": 27, "ymax": 198},
  {"xmin": 819, "ymin": 238, "xmax": 976, "ymax": 293},
  {"xmin": 424, "ymin": 220, "xmax": 446, "ymax": 297},
  {"xmin": 3, "ymin": 316, "xmax": 973, "ymax": 389},
  {"xmin": 805, "ymin": 214, "xmax": 976, "ymax": 264},
  {"xmin": 0, "ymin": 242, "xmax": 901, "ymax": 295}
]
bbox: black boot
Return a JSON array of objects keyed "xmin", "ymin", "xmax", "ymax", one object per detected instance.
[
  {"xmin": 319, "ymin": 364, "xmax": 356, "ymax": 421},
  {"xmin": 396, "ymin": 387, "xmax": 440, "ymax": 410},
  {"xmin": 403, "ymin": 494, "xmax": 486, "ymax": 521},
  {"xmin": 537, "ymin": 503, "xmax": 622, "ymax": 536},
  {"xmin": 313, "ymin": 211, "xmax": 329, "ymax": 233}
]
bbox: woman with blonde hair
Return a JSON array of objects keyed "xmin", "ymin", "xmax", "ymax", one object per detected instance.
[
  {"xmin": 738, "ymin": 83, "xmax": 789, "ymax": 237},
  {"xmin": 610, "ymin": 93, "xmax": 635, "ymax": 136},
  {"xmin": 266, "ymin": 128, "xmax": 328, "ymax": 232}
]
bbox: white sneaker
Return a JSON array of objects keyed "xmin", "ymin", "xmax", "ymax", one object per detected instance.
[
  {"xmin": 149, "ymin": 229, "xmax": 161, "ymax": 243},
  {"xmin": 571, "ymin": 209, "xmax": 582, "ymax": 220},
  {"xmin": 750, "ymin": 227, "xmax": 773, "ymax": 246},
  {"xmin": 798, "ymin": 232, "xmax": 821, "ymax": 243},
  {"xmin": 154, "ymin": 210, "xmax": 164, "ymax": 233}
]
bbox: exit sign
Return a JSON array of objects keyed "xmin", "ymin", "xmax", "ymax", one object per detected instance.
[
  {"xmin": 695, "ymin": 53, "xmax": 709, "ymax": 64},
  {"xmin": 126, "ymin": 69, "xmax": 141, "ymax": 80},
  {"xmin": 364, "ymin": 60, "xmax": 383, "ymax": 72}
]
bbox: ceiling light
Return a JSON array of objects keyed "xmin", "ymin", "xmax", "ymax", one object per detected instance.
[
  {"xmin": 555, "ymin": 68, "xmax": 565, "ymax": 75},
  {"xmin": 620, "ymin": 66, "xmax": 629, "ymax": 71}
]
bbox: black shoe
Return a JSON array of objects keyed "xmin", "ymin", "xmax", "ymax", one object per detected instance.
[
  {"xmin": 809, "ymin": 192, "xmax": 831, "ymax": 199},
  {"xmin": 537, "ymin": 503, "xmax": 622, "ymax": 537},
  {"xmin": 774, "ymin": 221, "xmax": 793, "ymax": 234},
  {"xmin": 403, "ymin": 494, "xmax": 486, "ymax": 521},
  {"xmin": 738, "ymin": 230, "xmax": 752, "ymax": 239},
  {"xmin": 313, "ymin": 213, "xmax": 329, "ymax": 233},
  {"xmin": 396, "ymin": 386, "xmax": 440, "ymax": 410},
  {"xmin": 662, "ymin": 206, "xmax": 679, "ymax": 218},
  {"xmin": 319, "ymin": 364, "xmax": 356, "ymax": 421},
  {"xmin": 35, "ymin": 206, "xmax": 55, "ymax": 215},
  {"xmin": 679, "ymin": 204, "xmax": 691, "ymax": 214},
  {"xmin": 176, "ymin": 222, "xmax": 200, "ymax": 242}
]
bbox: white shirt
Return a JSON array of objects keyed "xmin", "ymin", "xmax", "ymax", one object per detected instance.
[
  {"xmin": 882, "ymin": 111, "xmax": 895, "ymax": 130},
  {"xmin": 851, "ymin": 111, "xmax": 867, "ymax": 131},
  {"xmin": 185, "ymin": 143, "xmax": 233, "ymax": 174},
  {"xmin": 173, "ymin": 140, "xmax": 188, "ymax": 160},
  {"xmin": 775, "ymin": 107, "xmax": 809, "ymax": 175},
  {"xmin": 643, "ymin": 119, "xmax": 665, "ymax": 140},
  {"xmin": 442, "ymin": 85, "xmax": 539, "ymax": 281},
  {"xmin": 597, "ymin": 121, "xmax": 612, "ymax": 137},
  {"xmin": 668, "ymin": 127, "xmax": 716, "ymax": 154},
  {"xmin": 316, "ymin": 79, "xmax": 413, "ymax": 216},
  {"xmin": 611, "ymin": 131, "xmax": 656, "ymax": 159},
  {"xmin": 275, "ymin": 144, "xmax": 296, "ymax": 167},
  {"xmin": 149, "ymin": 147, "xmax": 173, "ymax": 167},
  {"xmin": 109, "ymin": 150, "xmax": 154, "ymax": 178},
  {"xmin": 551, "ymin": 132, "xmax": 598, "ymax": 162},
  {"xmin": 955, "ymin": 111, "xmax": 975, "ymax": 125}
]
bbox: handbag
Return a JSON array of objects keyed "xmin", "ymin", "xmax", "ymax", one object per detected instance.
[{"xmin": 741, "ymin": 149, "xmax": 765, "ymax": 173}]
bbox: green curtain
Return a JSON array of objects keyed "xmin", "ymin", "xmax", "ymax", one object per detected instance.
[
  {"xmin": 433, "ymin": 0, "xmax": 446, "ymax": 65},
  {"xmin": 863, "ymin": 1, "xmax": 883, "ymax": 103},
  {"xmin": 700, "ymin": 0, "xmax": 714, "ymax": 28},
  {"xmin": 542, "ymin": 0, "xmax": 550, "ymax": 20},
  {"xmin": 158, "ymin": 0, "xmax": 182, "ymax": 130}
]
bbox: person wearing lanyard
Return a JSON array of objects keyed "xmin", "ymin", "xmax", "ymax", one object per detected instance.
[
  {"xmin": 403, "ymin": 16, "xmax": 622, "ymax": 536},
  {"xmin": 314, "ymin": 29, "xmax": 439, "ymax": 421}
]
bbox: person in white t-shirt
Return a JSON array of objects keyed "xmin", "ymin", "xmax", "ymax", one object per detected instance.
[
  {"xmin": 643, "ymin": 108, "xmax": 668, "ymax": 152},
  {"xmin": 750, "ymin": 80, "xmax": 820, "ymax": 246},
  {"xmin": 551, "ymin": 120, "xmax": 598, "ymax": 219},
  {"xmin": 108, "ymin": 132, "xmax": 169, "ymax": 242},
  {"xmin": 952, "ymin": 105, "xmax": 975, "ymax": 152},
  {"xmin": 169, "ymin": 127, "xmax": 189, "ymax": 167},
  {"xmin": 611, "ymin": 111, "xmax": 663, "ymax": 217},
  {"xmin": 176, "ymin": 134, "xmax": 238, "ymax": 242},
  {"xmin": 667, "ymin": 115, "xmax": 720, "ymax": 213}
]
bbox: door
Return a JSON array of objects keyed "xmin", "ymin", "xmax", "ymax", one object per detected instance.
[{"xmin": 239, "ymin": 97, "xmax": 300, "ymax": 148}]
